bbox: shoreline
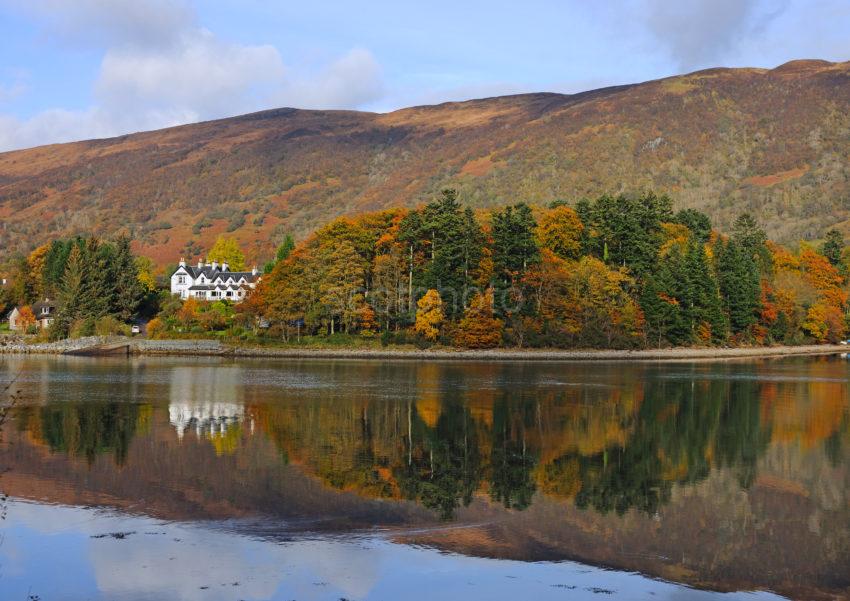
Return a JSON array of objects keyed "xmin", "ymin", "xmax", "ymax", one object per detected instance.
[
  {"xmin": 226, "ymin": 344, "xmax": 848, "ymax": 362},
  {"xmin": 1, "ymin": 336, "xmax": 847, "ymax": 362}
]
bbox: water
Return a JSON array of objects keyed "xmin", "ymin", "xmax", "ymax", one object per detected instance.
[{"xmin": 0, "ymin": 355, "xmax": 848, "ymax": 600}]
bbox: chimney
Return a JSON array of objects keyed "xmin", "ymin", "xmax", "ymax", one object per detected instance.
[
  {"xmin": 251, "ymin": 266, "xmax": 258, "ymax": 276},
  {"xmin": 179, "ymin": 257, "xmax": 186, "ymax": 267},
  {"xmin": 205, "ymin": 257, "xmax": 211, "ymax": 267},
  {"xmin": 211, "ymin": 260, "xmax": 219, "ymax": 270},
  {"xmin": 197, "ymin": 259, "xmax": 203, "ymax": 269},
  {"xmin": 222, "ymin": 261, "xmax": 229, "ymax": 272}
]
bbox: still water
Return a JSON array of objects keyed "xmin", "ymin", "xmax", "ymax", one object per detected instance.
[{"xmin": 0, "ymin": 355, "xmax": 848, "ymax": 600}]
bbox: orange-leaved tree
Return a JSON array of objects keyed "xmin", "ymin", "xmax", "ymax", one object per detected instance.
[
  {"xmin": 414, "ymin": 289, "xmax": 444, "ymax": 341},
  {"xmin": 454, "ymin": 289, "xmax": 503, "ymax": 348},
  {"xmin": 18, "ymin": 306, "xmax": 36, "ymax": 331}
]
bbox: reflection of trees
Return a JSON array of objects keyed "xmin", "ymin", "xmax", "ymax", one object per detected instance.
[
  {"xmin": 489, "ymin": 396, "xmax": 537, "ymax": 510},
  {"xmin": 35, "ymin": 402, "xmax": 140, "ymax": 465},
  {"xmin": 395, "ymin": 396, "xmax": 482, "ymax": 520},
  {"xmin": 568, "ymin": 375, "xmax": 771, "ymax": 515},
  {"xmin": 239, "ymin": 362, "xmax": 848, "ymax": 520}
]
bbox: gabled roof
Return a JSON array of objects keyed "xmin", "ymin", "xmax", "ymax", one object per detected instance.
[
  {"xmin": 172, "ymin": 264, "xmax": 259, "ymax": 284},
  {"xmin": 32, "ymin": 299, "xmax": 58, "ymax": 315}
]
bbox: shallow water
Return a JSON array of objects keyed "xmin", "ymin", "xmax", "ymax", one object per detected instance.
[{"xmin": 1, "ymin": 355, "xmax": 848, "ymax": 600}]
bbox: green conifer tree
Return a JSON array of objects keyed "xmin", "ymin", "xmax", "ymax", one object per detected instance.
[
  {"xmin": 112, "ymin": 235, "xmax": 144, "ymax": 322},
  {"xmin": 716, "ymin": 238, "xmax": 761, "ymax": 334}
]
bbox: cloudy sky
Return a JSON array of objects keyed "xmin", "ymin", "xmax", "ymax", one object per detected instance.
[{"xmin": 0, "ymin": 0, "xmax": 848, "ymax": 151}]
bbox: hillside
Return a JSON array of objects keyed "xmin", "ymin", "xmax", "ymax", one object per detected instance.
[{"xmin": 0, "ymin": 58, "xmax": 848, "ymax": 265}]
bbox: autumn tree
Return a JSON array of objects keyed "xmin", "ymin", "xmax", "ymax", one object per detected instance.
[
  {"xmin": 208, "ymin": 236, "xmax": 246, "ymax": 270},
  {"xmin": 454, "ymin": 290, "xmax": 503, "ymax": 348},
  {"xmin": 414, "ymin": 289, "xmax": 444, "ymax": 341},
  {"xmin": 537, "ymin": 204, "xmax": 583, "ymax": 260},
  {"xmin": 17, "ymin": 305, "xmax": 36, "ymax": 331}
]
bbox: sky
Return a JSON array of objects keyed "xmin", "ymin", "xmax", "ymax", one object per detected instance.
[{"xmin": 0, "ymin": 0, "xmax": 848, "ymax": 152}]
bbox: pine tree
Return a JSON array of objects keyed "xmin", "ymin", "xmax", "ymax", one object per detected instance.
[
  {"xmin": 55, "ymin": 244, "xmax": 86, "ymax": 337},
  {"xmin": 420, "ymin": 189, "xmax": 482, "ymax": 317},
  {"xmin": 491, "ymin": 203, "xmax": 539, "ymax": 316},
  {"xmin": 675, "ymin": 209, "xmax": 712, "ymax": 244},
  {"xmin": 682, "ymin": 239, "xmax": 727, "ymax": 343},
  {"xmin": 820, "ymin": 229, "xmax": 846, "ymax": 277},
  {"xmin": 113, "ymin": 235, "xmax": 144, "ymax": 322},
  {"xmin": 716, "ymin": 238, "xmax": 761, "ymax": 334}
]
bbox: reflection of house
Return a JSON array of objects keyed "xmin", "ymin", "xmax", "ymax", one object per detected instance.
[
  {"xmin": 168, "ymin": 365, "xmax": 254, "ymax": 439},
  {"xmin": 169, "ymin": 401, "xmax": 247, "ymax": 439},
  {"xmin": 8, "ymin": 298, "xmax": 58, "ymax": 331},
  {"xmin": 170, "ymin": 258, "xmax": 260, "ymax": 302}
]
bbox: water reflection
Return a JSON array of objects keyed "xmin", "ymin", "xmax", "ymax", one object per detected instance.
[{"xmin": 1, "ymin": 356, "xmax": 849, "ymax": 598}]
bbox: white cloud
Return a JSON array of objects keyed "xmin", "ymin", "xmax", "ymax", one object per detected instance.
[
  {"xmin": 275, "ymin": 47, "xmax": 385, "ymax": 110},
  {"xmin": 0, "ymin": 2, "xmax": 386, "ymax": 152},
  {"xmin": 95, "ymin": 29, "xmax": 286, "ymax": 120}
]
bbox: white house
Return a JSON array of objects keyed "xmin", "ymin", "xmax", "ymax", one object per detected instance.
[
  {"xmin": 7, "ymin": 298, "xmax": 58, "ymax": 331},
  {"xmin": 170, "ymin": 258, "xmax": 260, "ymax": 302}
]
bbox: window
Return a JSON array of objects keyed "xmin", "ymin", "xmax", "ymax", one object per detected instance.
[
  {"xmin": 177, "ymin": 276, "xmax": 186, "ymax": 284},
  {"xmin": 226, "ymin": 291, "xmax": 233, "ymax": 298},
  {"xmin": 41, "ymin": 307, "xmax": 49, "ymax": 315}
]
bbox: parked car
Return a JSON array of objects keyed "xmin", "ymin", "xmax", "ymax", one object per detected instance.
[{"xmin": 131, "ymin": 325, "xmax": 141, "ymax": 335}]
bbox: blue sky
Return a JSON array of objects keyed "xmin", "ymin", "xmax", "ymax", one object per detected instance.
[{"xmin": 0, "ymin": 0, "xmax": 848, "ymax": 151}]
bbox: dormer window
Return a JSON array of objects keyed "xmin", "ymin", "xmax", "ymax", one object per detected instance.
[{"xmin": 41, "ymin": 307, "xmax": 49, "ymax": 315}]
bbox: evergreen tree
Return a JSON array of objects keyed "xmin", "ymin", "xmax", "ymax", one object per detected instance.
[
  {"xmin": 820, "ymin": 229, "xmax": 845, "ymax": 275},
  {"xmin": 682, "ymin": 239, "xmax": 727, "ymax": 343},
  {"xmin": 640, "ymin": 273, "xmax": 680, "ymax": 347},
  {"xmin": 112, "ymin": 235, "xmax": 144, "ymax": 322},
  {"xmin": 42, "ymin": 239, "xmax": 75, "ymax": 296},
  {"xmin": 420, "ymin": 189, "xmax": 482, "ymax": 316},
  {"xmin": 579, "ymin": 192, "xmax": 672, "ymax": 276},
  {"xmin": 732, "ymin": 213, "xmax": 770, "ymax": 274},
  {"xmin": 55, "ymin": 244, "xmax": 86, "ymax": 337},
  {"xmin": 675, "ymin": 208, "xmax": 712, "ymax": 243},
  {"xmin": 276, "ymin": 233, "xmax": 296, "ymax": 262},
  {"xmin": 716, "ymin": 239, "xmax": 761, "ymax": 334},
  {"xmin": 490, "ymin": 203, "xmax": 538, "ymax": 315}
]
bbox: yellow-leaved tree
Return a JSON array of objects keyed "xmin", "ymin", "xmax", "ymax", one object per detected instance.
[
  {"xmin": 135, "ymin": 256, "xmax": 157, "ymax": 293},
  {"xmin": 414, "ymin": 289, "xmax": 444, "ymax": 341},
  {"xmin": 536, "ymin": 205, "xmax": 583, "ymax": 260},
  {"xmin": 208, "ymin": 236, "xmax": 246, "ymax": 271}
]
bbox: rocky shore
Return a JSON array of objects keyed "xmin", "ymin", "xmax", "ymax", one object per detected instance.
[{"xmin": 1, "ymin": 335, "xmax": 846, "ymax": 362}]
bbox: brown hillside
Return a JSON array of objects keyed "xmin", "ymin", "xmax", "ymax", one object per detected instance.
[{"xmin": 1, "ymin": 59, "xmax": 848, "ymax": 265}]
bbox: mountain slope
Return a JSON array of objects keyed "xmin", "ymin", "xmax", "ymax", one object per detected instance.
[{"xmin": 1, "ymin": 59, "xmax": 848, "ymax": 264}]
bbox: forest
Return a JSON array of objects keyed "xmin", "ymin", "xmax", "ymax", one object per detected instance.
[
  {"xmin": 3, "ymin": 189, "xmax": 849, "ymax": 349},
  {"xmin": 237, "ymin": 189, "xmax": 849, "ymax": 349},
  {"xmin": 1, "ymin": 235, "xmax": 156, "ymax": 339}
]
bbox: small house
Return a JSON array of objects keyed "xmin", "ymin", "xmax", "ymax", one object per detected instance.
[
  {"xmin": 7, "ymin": 307, "xmax": 21, "ymax": 330},
  {"xmin": 31, "ymin": 299, "xmax": 58, "ymax": 329}
]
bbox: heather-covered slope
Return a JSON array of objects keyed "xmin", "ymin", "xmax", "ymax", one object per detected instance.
[{"xmin": 0, "ymin": 59, "xmax": 848, "ymax": 264}]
